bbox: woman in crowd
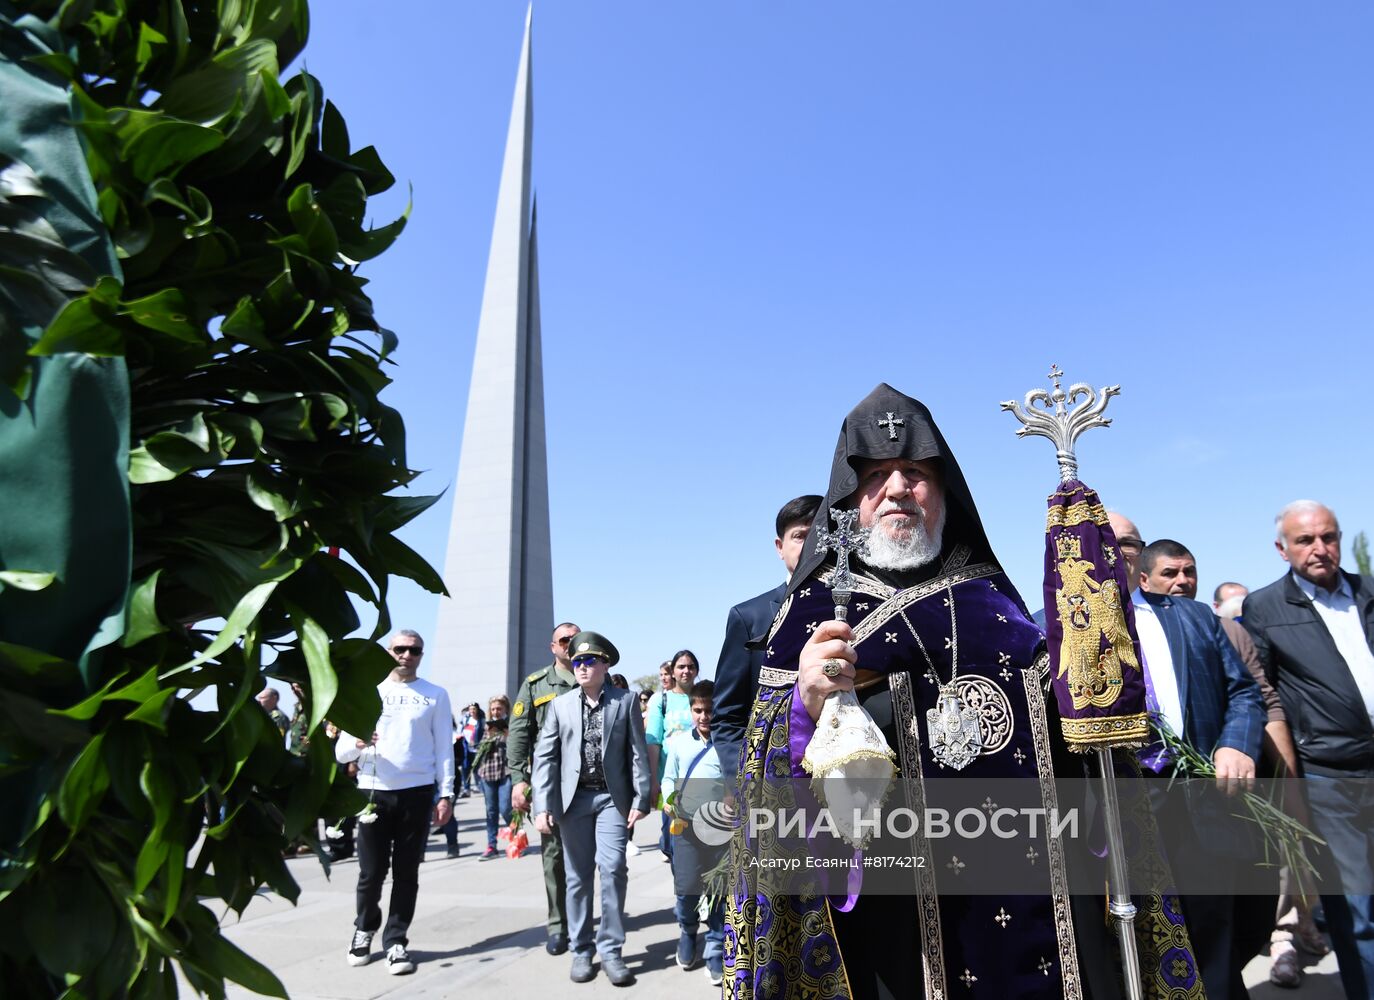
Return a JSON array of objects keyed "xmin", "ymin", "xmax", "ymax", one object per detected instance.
[
  {"xmin": 469, "ymin": 695, "xmax": 513, "ymax": 860},
  {"xmin": 645, "ymin": 650, "xmax": 700, "ymax": 862}
]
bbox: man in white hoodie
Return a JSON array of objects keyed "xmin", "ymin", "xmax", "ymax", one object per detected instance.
[{"xmin": 336, "ymin": 629, "xmax": 454, "ymax": 975}]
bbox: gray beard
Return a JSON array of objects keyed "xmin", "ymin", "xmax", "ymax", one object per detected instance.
[{"xmin": 863, "ymin": 505, "xmax": 946, "ymax": 571}]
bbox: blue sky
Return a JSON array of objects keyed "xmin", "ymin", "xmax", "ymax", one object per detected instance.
[{"xmin": 295, "ymin": 2, "xmax": 1373, "ymax": 692}]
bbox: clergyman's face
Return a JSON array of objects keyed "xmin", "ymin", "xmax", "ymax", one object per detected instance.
[
  {"xmin": 775, "ymin": 520, "xmax": 812, "ymax": 575},
  {"xmin": 1141, "ymin": 555, "xmax": 1198, "ymax": 599},
  {"xmin": 852, "ymin": 458, "xmax": 943, "ymax": 542},
  {"xmin": 1278, "ymin": 506, "xmax": 1342, "ymax": 591},
  {"xmin": 551, "ymin": 624, "xmax": 580, "ymax": 668}
]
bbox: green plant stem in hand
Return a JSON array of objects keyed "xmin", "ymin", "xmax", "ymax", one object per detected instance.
[{"xmin": 1150, "ymin": 719, "xmax": 1325, "ymax": 887}]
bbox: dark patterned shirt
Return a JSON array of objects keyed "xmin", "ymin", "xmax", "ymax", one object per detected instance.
[
  {"xmin": 578, "ymin": 689, "xmax": 607, "ymax": 789},
  {"xmin": 475, "ymin": 731, "xmax": 508, "ymax": 783}
]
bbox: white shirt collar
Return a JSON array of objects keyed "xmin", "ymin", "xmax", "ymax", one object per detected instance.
[{"xmin": 1291, "ymin": 570, "xmax": 1352, "ymax": 603}]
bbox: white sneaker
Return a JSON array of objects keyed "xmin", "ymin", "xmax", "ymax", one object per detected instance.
[
  {"xmin": 347, "ymin": 929, "xmax": 373, "ymax": 967},
  {"xmin": 386, "ymin": 943, "xmax": 415, "ymax": 975},
  {"xmin": 626, "ymin": 841, "xmax": 641, "ymax": 856}
]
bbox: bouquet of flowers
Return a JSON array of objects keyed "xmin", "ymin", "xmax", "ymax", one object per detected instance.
[{"xmin": 503, "ymin": 811, "xmax": 529, "ymax": 858}]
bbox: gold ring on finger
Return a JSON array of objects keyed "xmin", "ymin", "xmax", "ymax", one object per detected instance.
[{"xmin": 821, "ymin": 658, "xmax": 844, "ymax": 678}]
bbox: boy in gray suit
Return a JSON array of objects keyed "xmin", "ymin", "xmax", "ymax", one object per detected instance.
[{"xmin": 533, "ymin": 630, "xmax": 651, "ymax": 986}]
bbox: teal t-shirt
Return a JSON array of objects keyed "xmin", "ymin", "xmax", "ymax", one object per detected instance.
[{"xmin": 645, "ymin": 690, "xmax": 693, "ymax": 780}]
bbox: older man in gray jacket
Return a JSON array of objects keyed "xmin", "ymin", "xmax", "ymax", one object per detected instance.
[{"xmin": 533, "ymin": 630, "xmax": 651, "ymax": 987}]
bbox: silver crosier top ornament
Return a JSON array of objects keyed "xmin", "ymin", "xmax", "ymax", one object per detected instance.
[{"xmin": 999, "ymin": 364, "xmax": 1119, "ymax": 484}]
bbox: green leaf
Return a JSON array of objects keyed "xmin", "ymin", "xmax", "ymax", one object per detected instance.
[
  {"xmin": 124, "ymin": 687, "xmax": 177, "ymax": 732},
  {"xmin": 283, "ymin": 76, "xmax": 318, "ymax": 179},
  {"xmin": 49, "ymin": 670, "xmax": 130, "ymax": 721},
  {"xmin": 124, "ymin": 571, "xmax": 168, "ymax": 647},
  {"xmin": 58, "ymin": 735, "xmax": 110, "ymax": 833},
  {"xmin": 134, "ymin": 837, "xmax": 171, "ymax": 894},
  {"xmin": 28, "ymin": 276, "xmax": 125, "ymax": 356},
  {"xmin": 135, "ymin": 21, "xmax": 169, "ymax": 74},
  {"xmin": 246, "ymin": 468, "xmax": 294, "ymax": 521},
  {"xmin": 21, "ymin": 867, "xmax": 118, "ymax": 978},
  {"xmin": 129, "ymin": 446, "xmax": 181, "ymax": 484},
  {"xmin": 194, "ymin": 913, "xmax": 288, "ymax": 998},
  {"xmin": 219, "ymin": 296, "xmax": 272, "ymax": 349},
  {"xmin": 340, "ymin": 209, "xmax": 408, "ymax": 264},
  {"xmin": 121, "ymin": 288, "xmax": 201, "ymax": 342},
  {"xmin": 155, "ymin": 39, "xmax": 278, "ymax": 124},
  {"xmin": 286, "ymin": 182, "xmax": 338, "ymax": 259},
  {"xmin": 140, "ymin": 760, "xmax": 175, "ymax": 839},
  {"xmin": 168, "ymin": 580, "xmax": 279, "ymax": 674},
  {"xmin": 0, "ymin": 570, "xmax": 57, "ymax": 592},
  {"xmin": 347, "ymin": 145, "xmax": 396, "ymax": 195},
  {"xmin": 374, "ymin": 534, "xmax": 448, "ymax": 596},
  {"xmin": 287, "ymin": 606, "xmax": 336, "ymax": 733},
  {"xmin": 161, "ymin": 839, "xmax": 186, "ymax": 926},
  {"xmin": 121, "ymin": 116, "xmax": 227, "ymax": 183},
  {"xmin": 374, "ymin": 492, "xmax": 443, "ymax": 533},
  {"xmin": 322, "ymin": 640, "xmax": 391, "ymax": 737},
  {"xmin": 320, "ymin": 99, "xmax": 350, "ymax": 159}
]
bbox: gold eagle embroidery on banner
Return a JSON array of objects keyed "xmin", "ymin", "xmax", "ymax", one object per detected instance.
[{"xmin": 1054, "ymin": 535, "xmax": 1139, "ymax": 709}]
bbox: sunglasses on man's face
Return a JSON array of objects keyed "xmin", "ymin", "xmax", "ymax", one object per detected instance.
[
  {"xmin": 571, "ymin": 655, "xmax": 607, "ymax": 668},
  {"xmin": 392, "ymin": 645, "xmax": 423, "ymax": 656},
  {"xmin": 555, "ymin": 636, "xmax": 572, "ymax": 646}
]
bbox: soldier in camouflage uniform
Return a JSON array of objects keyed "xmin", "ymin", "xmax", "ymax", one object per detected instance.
[
  {"xmin": 287, "ymin": 682, "xmax": 309, "ymax": 757},
  {"xmin": 508, "ymin": 621, "xmax": 581, "ymax": 955}
]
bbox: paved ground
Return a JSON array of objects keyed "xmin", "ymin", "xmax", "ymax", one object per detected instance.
[{"xmin": 217, "ymin": 794, "xmax": 1345, "ymax": 999}]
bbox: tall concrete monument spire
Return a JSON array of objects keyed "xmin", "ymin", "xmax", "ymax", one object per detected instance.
[{"xmin": 432, "ymin": 7, "xmax": 553, "ymax": 708}]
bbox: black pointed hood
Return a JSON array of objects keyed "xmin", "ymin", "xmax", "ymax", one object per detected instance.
[{"xmin": 788, "ymin": 383, "xmax": 1000, "ymax": 596}]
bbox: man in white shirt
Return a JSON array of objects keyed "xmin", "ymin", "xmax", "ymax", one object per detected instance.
[
  {"xmin": 1244, "ymin": 501, "xmax": 1374, "ymax": 999},
  {"xmin": 336, "ymin": 629, "xmax": 454, "ymax": 976}
]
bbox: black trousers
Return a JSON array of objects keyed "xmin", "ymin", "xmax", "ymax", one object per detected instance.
[{"xmin": 355, "ymin": 784, "xmax": 433, "ymax": 947}]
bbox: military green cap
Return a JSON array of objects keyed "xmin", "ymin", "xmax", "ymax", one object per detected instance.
[{"xmin": 568, "ymin": 630, "xmax": 619, "ymax": 667}]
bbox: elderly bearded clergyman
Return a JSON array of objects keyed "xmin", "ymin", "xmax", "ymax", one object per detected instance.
[{"xmin": 722, "ymin": 384, "xmax": 1204, "ymax": 1000}]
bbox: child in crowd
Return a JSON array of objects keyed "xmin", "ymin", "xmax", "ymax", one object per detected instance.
[{"xmin": 661, "ymin": 679, "xmax": 726, "ymax": 985}]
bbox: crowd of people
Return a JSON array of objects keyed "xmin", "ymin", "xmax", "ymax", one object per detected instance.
[{"xmin": 256, "ymin": 386, "xmax": 1372, "ymax": 1000}]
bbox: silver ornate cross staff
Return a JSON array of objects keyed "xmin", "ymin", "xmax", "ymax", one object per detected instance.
[
  {"xmin": 1001, "ymin": 365, "xmax": 1142, "ymax": 1000},
  {"xmin": 1000, "ymin": 364, "xmax": 1118, "ymax": 483},
  {"xmin": 814, "ymin": 507, "xmax": 868, "ymax": 622}
]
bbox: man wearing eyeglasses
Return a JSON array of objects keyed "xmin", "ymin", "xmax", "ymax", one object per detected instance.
[
  {"xmin": 532, "ymin": 631, "xmax": 651, "ymax": 986},
  {"xmin": 508, "ymin": 621, "xmax": 581, "ymax": 955},
  {"xmin": 1107, "ymin": 511, "xmax": 1145, "ymax": 581},
  {"xmin": 336, "ymin": 630, "xmax": 454, "ymax": 976}
]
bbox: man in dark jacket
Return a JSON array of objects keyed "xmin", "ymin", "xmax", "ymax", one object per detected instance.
[
  {"xmin": 1244, "ymin": 500, "xmax": 1374, "ymax": 999},
  {"xmin": 711, "ymin": 495, "xmax": 821, "ymax": 784},
  {"xmin": 1134, "ymin": 539, "xmax": 1267, "ymax": 1000}
]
